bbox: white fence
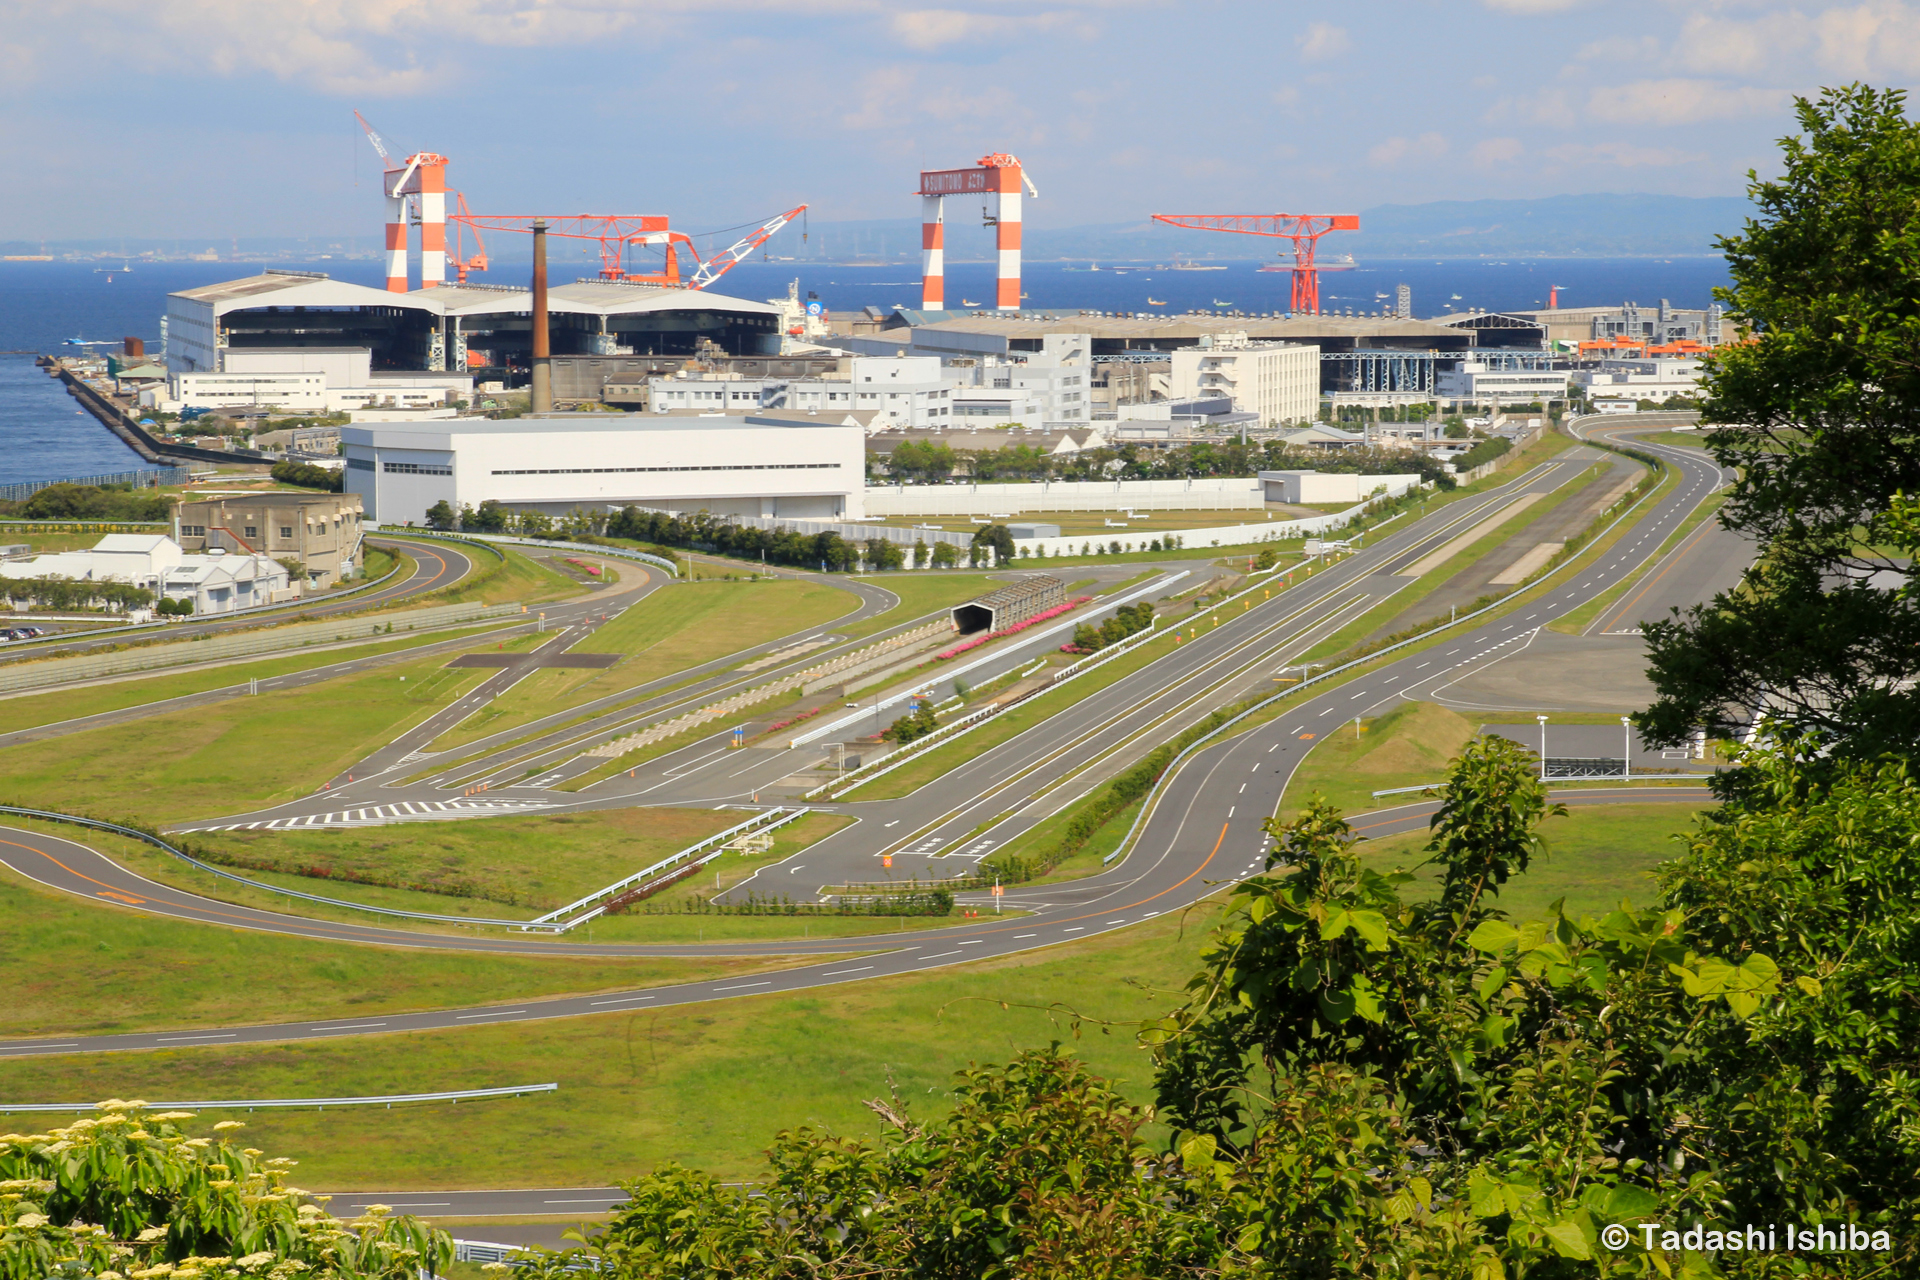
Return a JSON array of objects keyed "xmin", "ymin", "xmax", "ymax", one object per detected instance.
[
  {"xmin": 866, "ymin": 477, "xmax": 1264, "ymax": 517},
  {"xmin": 0, "ymin": 1084, "xmax": 557, "ymax": 1114}
]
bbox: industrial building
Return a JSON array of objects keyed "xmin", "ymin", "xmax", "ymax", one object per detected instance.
[
  {"xmin": 1435, "ymin": 361, "xmax": 1570, "ymax": 407},
  {"xmin": 1168, "ymin": 334, "xmax": 1318, "ymax": 427},
  {"xmin": 163, "ymin": 271, "xmax": 784, "ymax": 387},
  {"xmin": 1570, "ymin": 357, "xmax": 1704, "ymax": 402},
  {"xmin": 173, "ymin": 492, "xmax": 366, "ymax": 588},
  {"xmin": 0, "ymin": 535, "xmax": 292, "ymax": 615},
  {"xmin": 1505, "ymin": 301, "xmax": 1726, "ymax": 348},
  {"xmin": 343, "ymin": 412, "xmax": 866, "ymax": 525}
]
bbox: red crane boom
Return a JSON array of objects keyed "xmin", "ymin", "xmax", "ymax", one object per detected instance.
[{"xmin": 1151, "ymin": 213, "xmax": 1359, "ymax": 315}]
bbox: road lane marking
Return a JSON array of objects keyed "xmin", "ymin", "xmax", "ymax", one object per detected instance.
[
  {"xmin": 455, "ymin": 1010, "xmax": 528, "ymax": 1020},
  {"xmin": 589, "ymin": 996, "xmax": 654, "ymax": 1006},
  {"xmin": 712, "ymin": 982, "xmax": 771, "ymax": 992}
]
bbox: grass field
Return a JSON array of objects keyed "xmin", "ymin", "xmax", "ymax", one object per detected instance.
[
  {"xmin": 410, "ymin": 544, "xmax": 584, "ymax": 607},
  {"xmin": 0, "ymin": 908, "xmax": 1217, "ymax": 1187},
  {"xmin": 0, "ymin": 623, "xmax": 530, "ymax": 737},
  {"xmin": 0, "ymin": 789, "xmax": 1697, "ymax": 1188},
  {"xmin": 1353, "ymin": 803, "xmax": 1704, "ymax": 922},
  {"xmin": 186, "ymin": 807, "xmax": 749, "ymax": 913},
  {"xmin": 0, "ymin": 850, "xmax": 802, "ymax": 1040},
  {"xmin": 0, "ymin": 646, "xmax": 510, "ymax": 822},
  {"xmin": 1281, "ymin": 699, "xmax": 1481, "ymax": 819},
  {"xmin": 426, "ymin": 579, "xmax": 856, "ymax": 753}
]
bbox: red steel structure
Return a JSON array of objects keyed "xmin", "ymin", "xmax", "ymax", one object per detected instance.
[
  {"xmin": 919, "ymin": 153, "xmax": 1038, "ymax": 311},
  {"xmin": 355, "ymin": 112, "xmax": 803, "ymax": 292},
  {"xmin": 1151, "ymin": 212, "xmax": 1361, "ymax": 314}
]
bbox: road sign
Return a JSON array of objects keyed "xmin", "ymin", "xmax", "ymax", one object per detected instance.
[{"xmin": 991, "ymin": 884, "xmax": 1004, "ymax": 896}]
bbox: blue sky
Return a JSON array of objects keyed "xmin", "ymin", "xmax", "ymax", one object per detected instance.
[{"xmin": 2, "ymin": 0, "xmax": 1908, "ymax": 240}]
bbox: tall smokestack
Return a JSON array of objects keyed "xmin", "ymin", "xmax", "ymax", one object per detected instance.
[{"xmin": 530, "ymin": 218, "xmax": 552, "ymax": 413}]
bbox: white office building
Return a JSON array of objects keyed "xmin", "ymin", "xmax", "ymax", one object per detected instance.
[
  {"xmin": 1569, "ymin": 358, "xmax": 1705, "ymax": 402},
  {"xmin": 0, "ymin": 534, "xmax": 292, "ymax": 615},
  {"xmin": 344, "ymin": 413, "xmax": 867, "ymax": 525},
  {"xmin": 1437, "ymin": 362, "xmax": 1571, "ymax": 407},
  {"xmin": 1170, "ymin": 334, "xmax": 1319, "ymax": 427}
]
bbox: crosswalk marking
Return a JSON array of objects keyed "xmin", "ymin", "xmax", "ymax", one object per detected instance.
[{"xmin": 179, "ymin": 798, "xmax": 557, "ymax": 832}]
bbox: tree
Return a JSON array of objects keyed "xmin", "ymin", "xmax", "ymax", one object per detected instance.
[
  {"xmin": 467, "ymin": 499, "xmax": 510, "ymax": 533},
  {"xmin": 1641, "ymin": 85, "xmax": 1920, "ymax": 755},
  {"xmin": 930, "ymin": 541, "xmax": 959, "ymax": 569},
  {"xmin": 269, "ymin": 460, "xmax": 343, "ymax": 492},
  {"xmin": 971, "ymin": 522, "xmax": 1014, "ymax": 565},
  {"xmin": 881, "ymin": 702, "xmax": 939, "ymax": 743},
  {"xmin": 423, "ymin": 500, "xmax": 456, "ymax": 531}
]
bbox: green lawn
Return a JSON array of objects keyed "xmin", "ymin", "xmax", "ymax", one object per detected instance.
[
  {"xmin": 400, "ymin": 543, "xmax": 584, "ymax": 607},
  {"xmin": 0, "ymin": 623, "xmax": 528, "ymax": 737},
  {"xmin": 1354, "ymin": 802, "xmax": 1704, "ymax": 922},
  {"xmin": 1282, "ymin": 700, "xmax": 1481, "ymax": 819},
  {"xmin": 427, "ymin": 579, "xmax": 856, "ymax": 752},
  {"xmin": 0, "ymin": 851, "xmax": 802, "ymax": 1040},
  {"xmin": 185, "ymin": 807, "xmax": 748, "ymax": 914},
  {"xmin": 0, "ymin": 647, "xmax": 507, "ymax": 823},
  {"xmin": 0, "ymin": 908, "xmax": 1216, "ymax": 1188}
]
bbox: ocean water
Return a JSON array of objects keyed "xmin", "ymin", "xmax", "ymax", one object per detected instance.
[{"xmin": 0, "ymin": 255, "xmax": 1732, "ymax": 483}]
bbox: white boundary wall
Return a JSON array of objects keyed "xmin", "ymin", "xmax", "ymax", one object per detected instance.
[
  {"xmin": 866, "ymin": 478, "xmax": 1264, "ymax": 516},
  {"xmin": 1009, "ymin": 476, "xmax": 1423, "ymax": 558}
]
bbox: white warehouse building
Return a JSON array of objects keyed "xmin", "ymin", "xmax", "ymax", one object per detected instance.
[
  {"xmin": 344, "ymin": 413, "xmax": 867, "ymax": 525},
  {"xmin": 1436, "ymin": 362, "xmax": 1570, "ymax": 407}
]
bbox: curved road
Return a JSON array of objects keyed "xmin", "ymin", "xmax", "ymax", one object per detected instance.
[{"xmin": 0, "ymin": 418, "xmax": 1736, "ymax": 1062}]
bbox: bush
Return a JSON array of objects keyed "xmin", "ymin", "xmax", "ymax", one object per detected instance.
[
  {"xmin": 270, "ymin": 460, "xmax": 343, "ymax": 491},
  {"xmin": 7, "ymin": 482, "xmax": 173, "ymax": 522}
]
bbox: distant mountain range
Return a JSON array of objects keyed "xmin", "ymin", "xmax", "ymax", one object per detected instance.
[{"xmin": 1, "ymin": 194, "xmax": 1754, "ymax": 264}]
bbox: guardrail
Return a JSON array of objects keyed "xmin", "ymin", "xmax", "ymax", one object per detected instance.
[
  {"xmin": 0, "ymin": 601, "xmax": 524, "ymax": 694},
  {"xmin": 529, "ymin": 807, "xmax": 810, "ymax": 926},
  {"xmin": 383, "ymin": 528, "xmax": 679, "ymax": 577},
  {"xmin": 0, "ymin": 1084, "xmax": 557, "ymax": 1114},
  {"xmin": 1099, "ymin": 441, "xmax": 1674, "ymax": 867}
]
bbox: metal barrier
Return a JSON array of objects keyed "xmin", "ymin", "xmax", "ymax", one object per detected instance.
[
  {"xmin": 0, "ymin": 1084, "xmax": 557, "ymax": 1114},
  {"xmin": 530, "ymin": 807, "xmax": 810, "ymax": 926},
  {"xmin": 0, "ymin": 601, "xmax": 524, "ymax": 694}
]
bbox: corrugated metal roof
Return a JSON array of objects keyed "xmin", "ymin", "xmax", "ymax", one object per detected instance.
[{"xmin": 172, "ymin": 273, "xmax": 778, "ymax": 321}]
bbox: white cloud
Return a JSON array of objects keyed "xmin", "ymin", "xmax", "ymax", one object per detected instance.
[
  {"xmin": 1470, "ymin": 137, "xmax": 1524, "ymax": 166},
  {"xmin": 1295, "ymin": 21, "xmax": 1349, "ymax": 62},
  {"xmin": 1586, "ymin": 78, "xmax": 1789, "ymax": 125},
  {"xmin": 1813, "ymin": 1, "xmax": 1920, "ymax": 77},
  {"xmin": 888, "ymin": 8, "xmax": 1089, "ymax": 51},
  {"xmin": 1368, "ymin": 132, "xmax": 1449, "ymax": 166}
]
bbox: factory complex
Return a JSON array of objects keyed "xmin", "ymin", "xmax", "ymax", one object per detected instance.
[{"xmin": 126, "ymin": 139, "xmax": 1726, "ymax": 538}]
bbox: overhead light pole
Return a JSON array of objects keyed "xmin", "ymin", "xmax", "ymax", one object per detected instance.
[
  {"xmin": 1621, "ymin": 714, "xmax": 1632, "ymax": 782},
  {"xmin": 1537, "ymin": 714, "xmax": 1549, "ymax": 782}
]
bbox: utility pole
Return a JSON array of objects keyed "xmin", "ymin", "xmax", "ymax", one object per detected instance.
[{"xmin": 530, "ymin": 219, "xmax": 552, "ymax": 413}]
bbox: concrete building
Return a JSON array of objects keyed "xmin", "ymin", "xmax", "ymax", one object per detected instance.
[
  {"xmin": 1169, "ymin": 333, "xmax": 1318, "ymax": 426},
  {"xmin": 1260, "ymin": 470, "xmax": 1423, "ymax": 505},
  {"xmin": 344, "ymin": 413, "xmax": 866, "ymax": 525},
  {"xmin": 1436, "ymin": 362, "xmax": 1570, "ymax": 407},
  {"xmin": 1569, "ymin": 358, "xmax": 1704, "ymax": 403},
  {"xmin": 174, "ymin": 492, "xmax": 365, "ymax": 588},
  {"xmin": 0, "ymin": 534, "xmax": 292, "ymax": 615}
]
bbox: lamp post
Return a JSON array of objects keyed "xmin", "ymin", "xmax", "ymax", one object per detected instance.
[
  {"xmin": 1621, "ymin": 714, "xmax": 1632, "ymax": 782},
  {"xmin": 1537, "ymin": 714, "xmax": 1549, "ymax": 781}
]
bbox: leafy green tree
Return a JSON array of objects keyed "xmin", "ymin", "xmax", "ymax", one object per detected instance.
[
  {"xmin": 881, "ymin": 702, "xmax": 939, "ymax": 743},
  {"xmin": 422, "ymin": 500, "xmax": 455, "ymax": 531},
  {"xmin": 970, "ymin": 522, "xmax": 1015, "ymax": 565},
  {"xmin": 929, "ymin": 541, "xmax": 959, "ymax": 569},
  {"xmin": 269, "ymin": 460, "xmax": 343, "ymax": 492},
  {"xmin": 1642, "ymin": 85, "xmax": 1920, "ymax": 755}
]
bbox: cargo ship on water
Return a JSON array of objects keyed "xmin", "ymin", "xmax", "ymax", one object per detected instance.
[{"xmin": 1260, "ymin": 253, "xmax": 1357, "ymax": 272}]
